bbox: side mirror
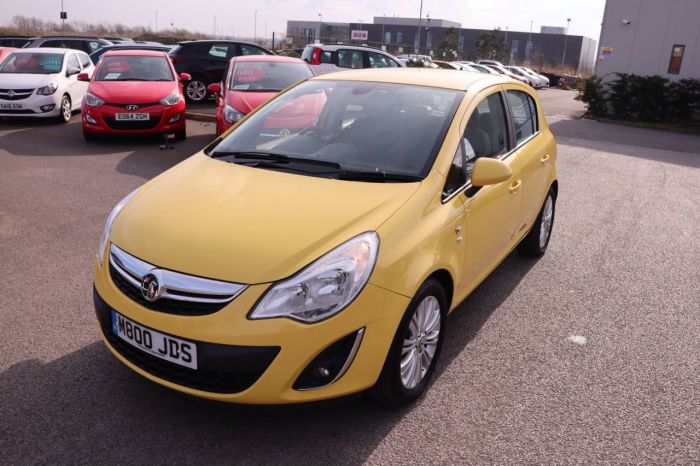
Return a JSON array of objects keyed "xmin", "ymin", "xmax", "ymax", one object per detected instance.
[
  {"xmin": 471, "ymin": 157, "xmax": 512, "ymax": 187},
  {"xmin": 77, "ymin": 72, "xmax": 90, "ymax": 82},
  {"xmin": 66, "ymin": 66, "xmax": 81, "ymax": 77},
  {"xmin": 179, "ymin": 72, "xmax": 191, "ymax": 81},
  {"xmin": 207, "ymin": 83, "xmax": 221, "ymax": 94}
]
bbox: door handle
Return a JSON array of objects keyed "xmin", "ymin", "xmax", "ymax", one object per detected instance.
[
  {"xmin": 540, "ymin": 154, "xmax": 550, "ymax": 165},
  {"xmin": 509, "ymin": 179, "xmax": 522, "ymax": 194}
]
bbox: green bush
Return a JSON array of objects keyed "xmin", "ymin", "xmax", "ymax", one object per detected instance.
[
  {"xmin": 577, "ymin": 73, "xmax": 700, "ymax": 125},
  {"xmin": 575, "ymin": 76, "xmax": 607, "ymax": 116}
]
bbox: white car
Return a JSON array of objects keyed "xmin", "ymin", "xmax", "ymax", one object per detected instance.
[
  {"xmin": 520, "ymin": 66, "xmax": 550, "ymax": 87},
  {"xmin": 0, "ymin": 48, "xmax": 94, "ymax": 123}
]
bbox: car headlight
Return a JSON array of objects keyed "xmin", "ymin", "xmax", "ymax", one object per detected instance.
[
  {"xmin": 97, "ymin": 188, "xmax": 140, "ymax": 266},
  {"xmin": 250, "ymin": 232, "xmax": 379, "ymax": 323},
  {"xmin": 224, "ymin": 104, "xmax": 245, "ymax": 124},
  {"xmin": 85, "ymin": 92, "xmax": 105, "ymax": 107},
  {"xmin": 36, "ymin": 82, "xmax": 58, "ymax": 95},
  {"xmin": 159, "ymin": 93, "xmax": 181, "ymax": 106}
]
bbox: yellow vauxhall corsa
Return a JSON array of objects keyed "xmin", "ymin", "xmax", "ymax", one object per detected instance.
[{"xmin": 93, "ymin": 68, "xmax": 557, "ymax": 406}]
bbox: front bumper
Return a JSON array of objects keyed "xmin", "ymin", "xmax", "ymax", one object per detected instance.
[
  {"xmin": 82, "ymin": 102, "xmax": 186, "ymax": 135},
  {"xmin": 93, "ymin": 252, "xmax": 409, "ymax": 404},
  {"xmin": 0, "ymin": 94, "xmax": 61, "ymax": 118}
]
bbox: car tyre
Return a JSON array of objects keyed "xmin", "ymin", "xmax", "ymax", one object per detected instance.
[
  {"xmin": 185, "ymin": 76, "xmax": 209, "ymax": 103},
  {"xmin": 173, "ymin": 126, "xmax": 187, "ymax": 141},
  {"xmin": 58, "ymin": 95, "xmax": 72, "ymax": 123},
  {"xmin": 83, "ymin": 129, "xmax": 98, "ymax": 142},
  {"xmin": 517, "ymin": 186, "xmax": 556, "ymax": 257},
  {"xmin": 370, "ymin": 278, "xmax": 446, "ymax": 406}
]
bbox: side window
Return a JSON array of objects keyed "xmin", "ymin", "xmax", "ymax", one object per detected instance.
[
  {"xmin": 668, "ymin": 45, "xmax": 685, "ymax": 75},
  {"xmin": 443, "ymin": 143, "xmax": 467, "ymax": 199},
  {"xmin": 337, "ymin": 49, "xmax": 364, "ymax": 69},
  {"xmin": 368, "ymin": 52, "xmax": 394, "ymax": 68},
  {"xmin": 239, "ymin": 44, "xmax": 272, "ymax": 56},
  {"xmin": 88, "ymin": 42, "xmax": 103, "ymax": 53},
  {"xmin": 320, "ymin": 51, "xmax": 332, "ymax": 64},
  {"xmin": 208, "ymin": 44, "xmax": 231, "ymax": 58},
  {"xmin": 506, "ymin": 90, "xmax": 536, "ymax": 145},
  {"xmin": 67, "ymin": 53, "xmax": 80, "ymax": 70},
  {"xmin": 78, "ymin": 53, "xmax": 91, "ymax": 68},
  {"xmin": 464, "ymin": 92, "xmax": 509, "ymax": 169},
  {"xmin": 41, "ymin": 40, "xmax": 63, "ymax": 48}
]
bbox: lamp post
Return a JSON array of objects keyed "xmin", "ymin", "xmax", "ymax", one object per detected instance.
[
  {"xmin": 417, "ymin": 0, "xmax": 424, "ymax": 54},
  {"xmin": 504, "ymin": 26, "xmax": 509, "ymax": 64},
  {"xmin": 254, "ymin": 10, "xmax": 258, "ymax": 44},
  {"xmin": 318, "ymin": 13, "xmax": 322, "ymax": 43},
  {"xmin": 381, "ymin": 13, "xmax": 385, "ymax": 48},
  {"xmin": 213, "ymin": 15, "xmax": 217, "ymax": 39},
  {"xmin": 561, "ymin": 18, "xmax": 571, "ymax": 71},
  {"xmin": 155, "ymin": 10, "xmax": 158, "ymax": 33}
]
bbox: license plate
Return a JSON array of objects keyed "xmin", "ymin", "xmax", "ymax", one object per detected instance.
[
  {"xmin": 111, "ymin": 310, "xmax": 197, "ymax": 369},
  {"xmin": 115, "ymin": 112, "xmax": 150, "ymax": 121},
  {"xmin": 0, "ymin": 103, "xmax": 23, "ymax": 110}
]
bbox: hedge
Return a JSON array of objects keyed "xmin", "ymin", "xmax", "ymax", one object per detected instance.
[{"xmin": 576, "ymin": 73, "xmax": 700, "ymax": 125}]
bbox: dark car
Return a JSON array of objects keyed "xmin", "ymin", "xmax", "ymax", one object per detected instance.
[
  {"xmin": 23, "ymin": 36, "xmax": 111, "ymax": 55},
  {"xmin": 89, "ymin": 44, "xmax": 172, "ymax": 64},
  {"xmin": 0, "ymin": 36, "xmax": 31, "ymax": 48},
  {"xmin": 168, "ymin": 40, "xmax": 274, "ymax": 103}
]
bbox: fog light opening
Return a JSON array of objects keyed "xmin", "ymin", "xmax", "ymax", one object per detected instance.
[
  {"xmin": 41, "ymin": 104, "xmax": 56, "ymax": 112},
  {"xmin": 168, "ymin": 113, "xmax": 181, "ymax": 124},
  {"xmin": 85, "ymin": 114, "xmax": 97, "ymax": 125},
  {"xmin": 293, "ymin": 328, "xmax": 365, "ymax": 391}
]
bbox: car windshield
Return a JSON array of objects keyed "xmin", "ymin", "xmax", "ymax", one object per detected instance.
[
  {"xmin": 229, "ymin": 61, "xmax": 313, "ymax": 92},
  {"xmin": 209, "ymin": 80, "xmax": 463, "ymax": 180},
  {"xmin": 0, "ymin": 53, "xmax": 64, "ymax": 74},
  {"xmin": 95, "ymin": 55, "xmax": 173, "ymax": 81}
]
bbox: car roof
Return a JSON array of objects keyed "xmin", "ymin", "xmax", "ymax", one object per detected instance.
[
  {"xmin": 14, "ymin": 47, "xmax": 71, "ymax": 54},
  {"xmin": 312, "ymin": 68, "xmax": 513, "ymax": 91},
  {"xmin": 102, "ymin": 49, "xmax": 168, "ymax": 57},
  {"xmin": 309, "ymin": 43, "xmax": 389, "ymax": 53},
  {"xmin": 232, "ymin": 55, "xmax": 305, "ymax": 63}
]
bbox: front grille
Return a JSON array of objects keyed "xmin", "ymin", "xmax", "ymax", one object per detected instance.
[
  {"xmin": 0, "ymin": 88, "xmax": 34, "ymax": 101},
  {"xmin": 104, "ymin": 116, "xmax": 162, "ymax": 130},
  {"xmin": 110, "ymin": 263, "xmax": 232, "ymax": 315},
  {"xmin": 94, "ymin": 289, "xmax": 280, "ymax": 394},
  {"xmin": 0, "ymin": 109, "xmax": 35, "ymax": 114},
  {"xmin": 105, "ymin": 102, "xmax": 161, "ymax": 110},
  {"xmin": 108, "ymin": 244, "xmax": 246, "ymax": 316}
]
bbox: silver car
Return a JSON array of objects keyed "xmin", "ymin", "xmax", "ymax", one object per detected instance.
[{"xmin": 301, "ymin": 44, "xmax": 404, "ymax": 75}]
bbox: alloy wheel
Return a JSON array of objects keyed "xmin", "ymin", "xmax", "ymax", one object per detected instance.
[
  {"xmin": 400, "ymin": 295, "xmax": 441, "ymax": 389},
  {"xmin": 186, "ymin": 80, "xmax": 207, "ymax": 102},
  {"xmin": 539, "ymin": 195, "xmax": 554, "ymax": 249}
]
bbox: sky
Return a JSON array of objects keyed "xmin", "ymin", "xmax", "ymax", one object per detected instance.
[{"xmin": 3, "ymin": 0, "xmax": 607, "ymax": 41}]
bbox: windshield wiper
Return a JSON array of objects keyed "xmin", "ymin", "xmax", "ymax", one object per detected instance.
[
  {"xmin": 328, "ymin": 170, "xmax": 422, "ymax": 183},
  {"xmin": 209, "ymin": 151, "xmax": 342, "ymax": 169}
]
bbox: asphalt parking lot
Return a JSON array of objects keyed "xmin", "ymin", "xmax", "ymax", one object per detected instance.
[{"xmin": 1, "ymin": 91, "xmax": 698, "ymax": 464}]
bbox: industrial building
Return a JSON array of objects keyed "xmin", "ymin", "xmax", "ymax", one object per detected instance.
[
  {"xmin": 287, "ymin": 17, "xmax": 597, "ymax": 74},
  {"xmin": 595, "ymin": 0, "xmax": 700, "ymax": 79}
]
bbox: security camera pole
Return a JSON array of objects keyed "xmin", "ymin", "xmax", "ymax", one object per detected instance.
[
  {"xmin": 561, "ymin": 18, "xmax": 571, "ymax": 72},
  {"xmin": 416, "ymin": 0, "xmax": 423, "ymax": 54}
]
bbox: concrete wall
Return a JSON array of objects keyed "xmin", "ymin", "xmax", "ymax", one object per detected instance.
[{"xmin": 596, "ymin": 0, "xmax": 700, "ymax": 79}]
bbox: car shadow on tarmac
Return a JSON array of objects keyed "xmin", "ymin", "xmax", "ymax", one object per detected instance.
[
  {"xmin": 0, "ymin": 251, "xmax": 536, "ymax": 464},
  {"xmin": 549, "ymin": 118, "xmax": 700, "ymax": 167}
]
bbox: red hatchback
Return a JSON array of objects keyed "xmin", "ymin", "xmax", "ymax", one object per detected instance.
[
  {"xmin": 208, "ymin": 55, "xmax": 314, "ymax": 136},
  {"xmin": 80, "ymin": 50, "xmax": 190, "ymax": 141}
]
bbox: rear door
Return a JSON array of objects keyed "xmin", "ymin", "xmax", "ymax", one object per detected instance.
[
  {"xmin": 205, "ymin": 42, "xmax": 235, "ymax": 83},
  {"xmin": 503, "ymin": 86, "xmax": 552, "ymax": 235}
]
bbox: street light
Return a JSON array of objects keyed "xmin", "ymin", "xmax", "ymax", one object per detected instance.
[
  {"xmin": 254, "ymin": 10, "xmax": 258, "ymax": 44},
  {"xmin": 213, "ymin": 15, "xmax": 217, "ymax": 39},
  {"xmin": 561, "ymin": 18, "xmax": 571, "ymax": 71},
  {"xmin": 504, "ymin": 26, "xmax": 509, "ymax": 64},
  {"xmin": 417, "ymin": 0, "xmax": 424, "ymax": 54},
  {"xmin": 318, "ymin": 13, "xmax": 322, "ymax": 43},
  {"xmin": 381, "ymin": 13, "xmax": 385, "ymax": 48},
  {"xmin": 155, "ymin": 10, "xmax": 158, "ymax": 33}
]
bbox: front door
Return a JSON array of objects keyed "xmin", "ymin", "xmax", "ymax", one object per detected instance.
[{"xmin": 460, "ymin": 89, "xmax": 522, "ymax": 291}]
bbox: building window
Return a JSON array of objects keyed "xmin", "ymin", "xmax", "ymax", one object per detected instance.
[
  {"xmin": 384, "ymin": 31, "xmax": 391, "ymax": 45},
  {"xmin": 396, "ymin": 32, "xmax": 403, "ymax": 46},
  {"xmin": 668, "ymin": 45, "xmax": 685, "ymax": 75},
  {"xmin": 426, "ymin": 31, "xmax": 432, "ymax": 48}
]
